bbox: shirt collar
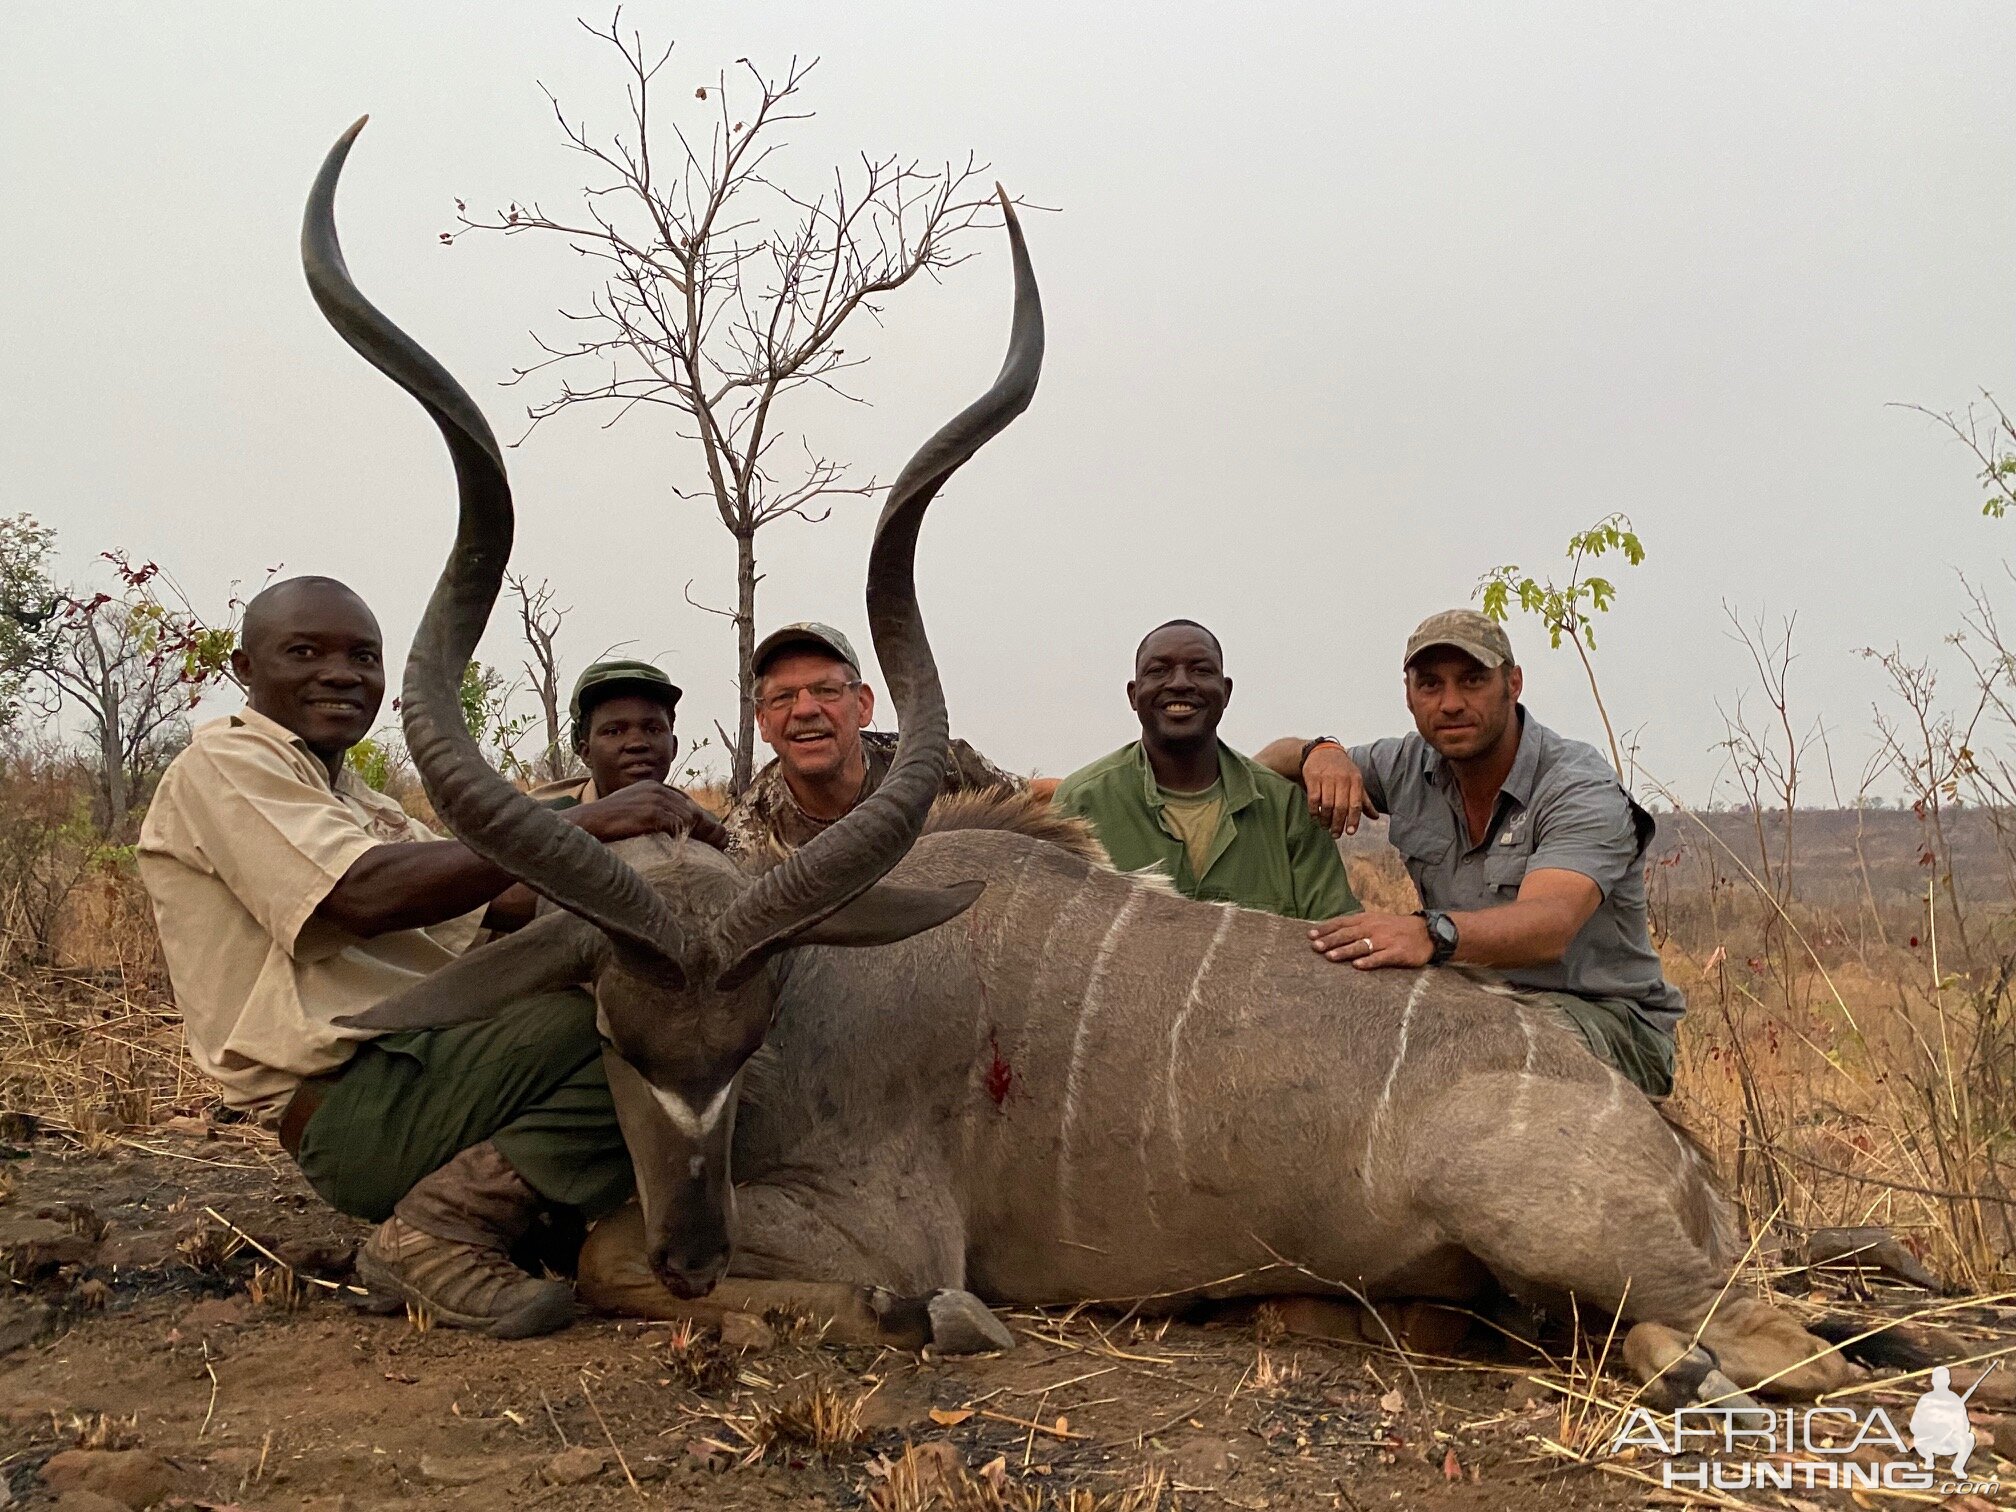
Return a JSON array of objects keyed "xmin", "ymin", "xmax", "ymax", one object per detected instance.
[
  {"xmin": 1501, "ymin": 707, "xmax": 1542, "ymax": 806},
  {"xmin": 227, "ymin": 706, "xmax": 368, "ymax": 798},
  {"xmin": 1130, "ymin": 739, "xmax": 1259, "ymax": 813}
]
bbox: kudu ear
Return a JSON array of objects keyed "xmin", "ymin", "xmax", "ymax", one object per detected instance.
[
  {"xmin": 714, "ymin": 879, "xmax": 984, "ymax": 987},
  {"xmin": 793, "ymin": 880, "xmax": 985, "ymax": 947},
  {"xmin": 333, "ymin": 911, "xmax": 607, "ymax": 1033}
]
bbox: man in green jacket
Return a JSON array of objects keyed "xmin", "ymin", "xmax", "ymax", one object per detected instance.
[{"xmin": 1054, "ymin": 620, "xmax": 1355, "ymax": 920}]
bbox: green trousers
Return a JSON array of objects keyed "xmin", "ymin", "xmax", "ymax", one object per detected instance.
[
  {"xmin": 1526, "ymin": 988, "xmax": 1677, "ymax": 1099},
  {"xmin": 293, "ymin": 989, "xmax": 633, "ymax": 1224}
]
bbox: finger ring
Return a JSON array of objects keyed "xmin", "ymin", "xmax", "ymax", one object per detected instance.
[{"xmin": 1358, "ymin": 938, "xmax": 1374, "ymax": 952}]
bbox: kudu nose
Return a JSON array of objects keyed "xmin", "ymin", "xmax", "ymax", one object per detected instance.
[{"xmin": 650, "ymin": 1242, "xmax": 730, "ymax": 1300}]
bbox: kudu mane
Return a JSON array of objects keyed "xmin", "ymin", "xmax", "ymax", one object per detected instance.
[
  {"xmin": 921, "ymin": 789, "xmax": 1108, "ymax": 864},
  {"xmin": 737, "ymin": 788, "xmax": 1112, "ymax": 871}
]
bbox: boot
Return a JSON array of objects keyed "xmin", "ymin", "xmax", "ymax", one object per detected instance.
[{"xmin": 356, "ymin": 1141, "xmax": 575, "ymax": 1339}]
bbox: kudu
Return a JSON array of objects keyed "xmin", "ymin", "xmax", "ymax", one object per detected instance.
[{"xmin": 317, "ymin": 121, "xmax": 1888, "ymax": 1401}]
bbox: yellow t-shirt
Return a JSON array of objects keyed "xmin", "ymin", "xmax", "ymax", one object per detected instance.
[
  {"xmin": 1155, "ymin": 780, "xmax": 1227, "ymax": 881},
  {"xmin": 138, "ymin": 708, "xmax": 485, "ymax": 1119}
]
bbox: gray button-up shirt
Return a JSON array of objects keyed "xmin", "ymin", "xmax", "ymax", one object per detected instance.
[{"xmin": 1350, "ymin": 710, "xmax": 1683, "ymax": 1032}]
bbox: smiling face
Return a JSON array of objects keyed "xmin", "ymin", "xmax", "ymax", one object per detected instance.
[
  {"xmin": 1129, "ymin": 623, "xmax": 1230, "ymax": 752},
  {"xmin": 754, "ymin": 648, "xmax": 873, "ymax": 784},
  {"xmin": 231, "ymin": 577, "xmax": 385, "ymax": 768},
  {"xmin": 1404, "ymin": 648, "xmax": 1522, "ymax": 762},
  {"xmin": 581, "ymin": 692, "xmax": 678, "ymax": 795}
]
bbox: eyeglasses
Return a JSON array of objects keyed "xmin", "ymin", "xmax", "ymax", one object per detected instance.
[{"xmin": 759, "ymin": 679, "xmax": 861, "ymax": 715}]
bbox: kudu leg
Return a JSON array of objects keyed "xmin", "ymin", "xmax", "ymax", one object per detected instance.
[
  {"xmin": 1623, "ymin": 1298, "xmax": 1855, "ymax": 1403},
  {"xmin": 1416, "ymin": 1076, "xmax": 1855, "ymax": 1401},
  {"xmin": 576, "ymin": 1189, "xmax": 1011, "ymax": 1354},
  {"xmin": 576, "ymin": 1202, "xmax": 932, "ymax": 1347}
]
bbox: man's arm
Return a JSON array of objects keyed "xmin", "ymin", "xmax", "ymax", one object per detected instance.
[
  {"xmin": 317, "ymin": 840, "xmax": 520, "ymax": 938},
  {"xmin": 1255, "ymin": 737, "xmax": 1383, "ymax": 837},
  {"xmin": 1307, "ymin": 868, "xmax": 1601, "ymax": 970},
  {"xmin": 318, "ymin": 781, "xmax": 730, "ymax": 939}
]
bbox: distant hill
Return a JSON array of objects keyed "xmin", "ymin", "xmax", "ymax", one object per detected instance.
[{"xmin": 1342, "ymin": 805, "xmax": 2009, "ymax": 912}]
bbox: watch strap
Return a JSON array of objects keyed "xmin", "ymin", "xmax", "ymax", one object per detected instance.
[{"xmin": 1416, "ymin": 908, "xmax": 1459, "ymax": 964}]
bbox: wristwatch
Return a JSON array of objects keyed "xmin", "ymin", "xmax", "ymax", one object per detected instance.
[
  {"xmin": 1301, "ymin": 736, "xmax": 1342, "ymax": 767},
  {"xmin": 1418, "ymin": 908, "xmax": 1459, "ymax": 965}
]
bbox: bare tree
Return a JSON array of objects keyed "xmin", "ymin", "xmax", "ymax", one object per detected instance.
[
  {"xmin": 456, "ymin": 14, "xmax": 1005, "ymax": 790},
  {"xmin": 34, "ymin": 557, "xmax": 239, "ymax": 833},
  {"xmin": 508, "ymin": 573, "xmax": 575, "ymax": 783}
]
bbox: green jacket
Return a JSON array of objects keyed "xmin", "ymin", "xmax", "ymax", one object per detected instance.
[{"xmin": 1055, "ymin": 741, "xmax": 1356, "ymax": 921}]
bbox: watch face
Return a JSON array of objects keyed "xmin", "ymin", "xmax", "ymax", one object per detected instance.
[{"xmin": 1429, "ymin": 913, "xmax": 1458, "ymax": 950}]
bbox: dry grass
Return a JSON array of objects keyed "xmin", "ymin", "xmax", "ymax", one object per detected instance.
[
  {"xmin": 176, "ymin": 1218, "xmax": 243, "ymax": 1276},
  {"xmin": 661, "ymin": 1317, "xmax": 742, "ymax": 1394},
  {"xmin": 867, "ymin": 1443, "xmax": 1167, "ymax": 1512},
  {"xmin": 743, "ymin": 1379, "xmax": 869, "ymax": 1459}
]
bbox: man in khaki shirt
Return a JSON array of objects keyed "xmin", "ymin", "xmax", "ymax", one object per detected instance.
[{"xmin": 140, "ymin": 576, "xmax": 717, "ymax": 1338}]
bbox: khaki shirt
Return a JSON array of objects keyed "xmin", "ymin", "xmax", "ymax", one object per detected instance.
[
  {"xmin": 526, "ymin": 773, "xmax": 598, "ymax": 810},
  {"xmin": 138, "ymin": 708, "xmax": 484, "ymax": 1119},
  {"xmin": 723, "ymin": 732, "xmax": 1019, "ymax": 856}
]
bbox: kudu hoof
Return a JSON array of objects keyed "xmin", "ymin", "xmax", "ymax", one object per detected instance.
[
  {"xmin": 926, "ymin": 1289, "xmax": 1014, "ymax": 1354},
  {"xmin": 1651, "ymin": 1344, "xmax": 1764, "ymax": 1415}
]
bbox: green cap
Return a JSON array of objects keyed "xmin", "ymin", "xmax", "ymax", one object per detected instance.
[
  {"xmin": 1404, "ymin": 609, "xmax": 1515, "ymax": 670},
  {"xmin": 569, "ymin": 659, "xmax": 683, "ymax": 738},
  {"xmin": 752, "ymin": 621, "xmax": 861, "ymax": 679}
]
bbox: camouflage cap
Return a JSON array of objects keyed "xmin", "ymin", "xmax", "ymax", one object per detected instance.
[
  {"xmin": 1403, "ymin": 609, "xmax": 1515, "ymax": 670},
  {"xmin": 569, "ymin": 658, "xmax": 683, "ymax": 734},
  {"xmin": 752, "ymin": 621, "xmax": 861, "ymax": 679}
]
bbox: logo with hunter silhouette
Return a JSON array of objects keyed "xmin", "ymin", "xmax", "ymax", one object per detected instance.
[{"xmin": 1910, "ymin": 1363, "xmax": 1997, "ymax": 1477}]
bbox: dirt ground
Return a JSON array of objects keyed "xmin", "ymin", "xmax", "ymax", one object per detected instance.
[{"xmin": 1, "ymin": 1124, "xmax": 2010, "ymax": 1512}]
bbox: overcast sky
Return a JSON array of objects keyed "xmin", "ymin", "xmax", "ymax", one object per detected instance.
[{"xmin": 6, "ymin": 2, "xmax": 2014, "ymax": 800}]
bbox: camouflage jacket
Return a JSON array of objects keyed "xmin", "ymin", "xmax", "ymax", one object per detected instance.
[{"xmin": 723, "ymin": 731, "xmax": 1020, "ymax": 856}]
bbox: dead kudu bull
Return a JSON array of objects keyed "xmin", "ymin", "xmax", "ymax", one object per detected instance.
[{"xmin": 312, "ymin": 121, "xmax": 1896, "ymax": 1402}]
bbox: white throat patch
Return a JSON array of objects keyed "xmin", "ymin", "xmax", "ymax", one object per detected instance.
[{"xmin": 649, "ymin": 1081, "xmax": 732, "ymax": 1140}]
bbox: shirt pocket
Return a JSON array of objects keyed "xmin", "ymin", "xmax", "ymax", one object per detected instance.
[
  {"xmin": 1386, "ymin": 813, "xmax": 1454, "ymax": 904},
  {"xmin": 1386, "ymin": 812, "xmax": 1454, "ymax": 867},
  {"xmin": 1483, "ymin": 851, "xmax": 1529, "ymax": 898}
]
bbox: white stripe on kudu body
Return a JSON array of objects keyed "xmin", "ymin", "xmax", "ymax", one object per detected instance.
[
  {"xmin": 1361, "ymin": 971, "xmax": 1433, "ymax": 1184},
  {"xmin": 1508, "ymin": 1006, "xmax": 1539, "ymax": 1136},
  {"xmin": 1056, "ymin": 890, "xmax": 1144, "ymax": 1241},
  {"xmin": 1161, "ymin": 905, "xmax": 1237, "ymax": 1190}
]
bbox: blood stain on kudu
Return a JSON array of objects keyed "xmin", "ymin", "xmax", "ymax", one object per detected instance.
[{"xmin": 984, "ymin": 1032, "xmax": 1015, "ymax": 1108}]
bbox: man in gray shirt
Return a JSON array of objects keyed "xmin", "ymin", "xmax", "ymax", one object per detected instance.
[{"xmin": 1257, "ymin": 609, "xmax": 1682, "ymax": 1096}]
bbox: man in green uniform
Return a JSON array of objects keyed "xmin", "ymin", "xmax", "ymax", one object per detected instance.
[
  {"xmin": 529, "ymin": 659, "xmax": 728, "ymax": 850},
  {"xmin": 1054, "ymin": 619, "xmax": 1354, "ymax": 920}
]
